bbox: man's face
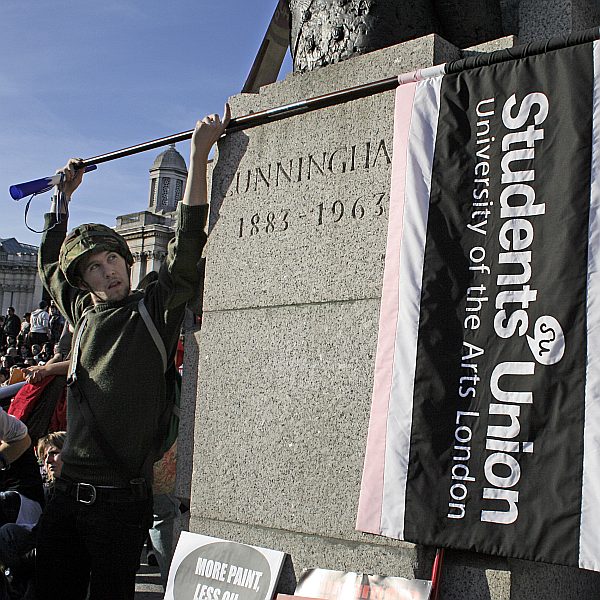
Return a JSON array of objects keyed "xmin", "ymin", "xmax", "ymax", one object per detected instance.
[
  {"xmin": 80, "ymin": 250, "xmax": 131, "ymax": 304},
  {"xmin": 6, "ymin": 309, "xmax": 13, "ymax": 316}
]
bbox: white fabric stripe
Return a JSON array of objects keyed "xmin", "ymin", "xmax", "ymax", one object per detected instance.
[
  {"xmin": 380, "ymin": 75, "xmax": 443, "ymax": 539},
  {"xmin": 398, "ymin": 64, "xmax": 446, "ymax": 85},
  {"xmin": 580, "ymin": 39, "xmax": 600, "ymax": 572},
  {"xmin": 355, "ymin": 81, "xmax": 418, "ymax": 534}
]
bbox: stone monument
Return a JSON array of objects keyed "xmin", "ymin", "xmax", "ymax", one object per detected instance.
[
  {"xmin": 288, "ymin": 0, "xmax": 505, "ymax": 72},
  {"xmin": 179, "ymin": 1, "xmax": 600, "ymax": 598}
]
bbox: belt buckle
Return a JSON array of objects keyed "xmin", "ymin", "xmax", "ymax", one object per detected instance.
[{"xmin": 76, "ymin": 482, "xmax": 97, "ymax": 505}]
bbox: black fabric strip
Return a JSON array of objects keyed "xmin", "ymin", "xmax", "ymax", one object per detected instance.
[{"xmin": 446, "ymin": 26, "xmax": 600, "ymax": 74}]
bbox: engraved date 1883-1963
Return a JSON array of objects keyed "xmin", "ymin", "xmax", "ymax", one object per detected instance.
[{"xmin": 238, "ymin": 191, "xmax": 387, "ymax": 238}]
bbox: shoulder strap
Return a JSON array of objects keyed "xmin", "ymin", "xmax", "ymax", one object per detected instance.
[
  {"xmin": 138, "ymin": 298, "xmax": 179, "ymax": 449},
  {"xmin": 67, "ymin": 307, "xmax": 94, "ymax": 383},
  {"xmin": 137, "ymin": 299, "xmax": 168, "ymax": 372}
]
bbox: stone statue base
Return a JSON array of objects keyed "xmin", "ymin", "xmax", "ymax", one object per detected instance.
[{"xmin": 177, "ymin": 10, "xmax": 600, "ymax": 598}]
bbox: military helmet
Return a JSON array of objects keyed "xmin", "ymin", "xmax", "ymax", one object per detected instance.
[{"xmin": 59, "ymin": 223, "xmax": 133, "ymax": 288}]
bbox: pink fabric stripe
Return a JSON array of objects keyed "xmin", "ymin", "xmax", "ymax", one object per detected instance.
[{"xmin": 356, "ymin": 81, "xmax": 418, "ymax": 533}]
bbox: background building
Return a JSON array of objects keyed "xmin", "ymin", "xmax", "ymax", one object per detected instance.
[
  {"xmin": 115, "ymin": 144, "xmax": 187, "ymax": 288},
  {"xmin": 0, "ymin": 144, "xmax": 188, "ymax": 321},
  {"xmin": 0, "ymin": 238, "xmax": 44, "ymax": 315}
]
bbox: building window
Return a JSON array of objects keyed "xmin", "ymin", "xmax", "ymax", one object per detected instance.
[
  {"xmin": 175, "ymin": 179, "xmax": 183, "ymax": 203},
  {"xmin": 161, "ymin": 178, "xmax": 170, "ymax": 206},
  {"xmin": 150, "ymin": 179, "xmax": 157, "ymax": 208}
]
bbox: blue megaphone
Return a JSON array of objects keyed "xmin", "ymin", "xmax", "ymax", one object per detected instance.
[{"xmin": 9, "ymin": 165, "xmax": 97, "ymax": 200}]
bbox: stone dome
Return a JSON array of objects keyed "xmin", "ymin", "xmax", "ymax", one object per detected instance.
[{"xmin": 150, "ymin": 144, "xmax": 187, "ymax": 173}]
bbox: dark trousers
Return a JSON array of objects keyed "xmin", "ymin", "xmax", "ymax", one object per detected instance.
[
  {"xmin": 28, "ymin": 332, "xmax": 49, "ymax": 347},
  {"xmin": 35, "ymin": 489, "xmax": 152, "ymax": 600}
]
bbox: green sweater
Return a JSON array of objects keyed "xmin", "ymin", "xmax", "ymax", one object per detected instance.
[{"xmin": 39, "ymin": 203, "xmax": 207, "ymax": 486}]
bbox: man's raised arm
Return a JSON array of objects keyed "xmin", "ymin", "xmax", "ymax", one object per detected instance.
[
  {"xmin": 38, "ymin": 158, "xmax": 86, "ymax": 324},
  {"xmin": 182, "ymin": 103, "xmax": 230, "ymax": 207}
]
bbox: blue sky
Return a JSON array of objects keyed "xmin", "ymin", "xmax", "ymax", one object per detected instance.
[{"xmin": 0, "ymin": 1, "xmax": 291, "ymax": 245}]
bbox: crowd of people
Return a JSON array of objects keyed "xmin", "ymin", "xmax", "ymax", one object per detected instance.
[
  {"xmin": 0, "ymin": 107, "xmax": 228, "ymax": 600},
  {"xmin": 0, "ymin": 296, "xmax": 185, "ymax": 598},
  {"xmin": 0, "ymin": 300, "xmax": 69, "ymax": 599},
  {"xmin": 0, "ymin": 303, "xmax": 66, "ymax": 390}
]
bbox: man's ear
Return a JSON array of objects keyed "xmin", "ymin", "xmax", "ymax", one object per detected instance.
[{"xmin": 74, "ymin": 276, "xmax": 89, "ymax": 292}]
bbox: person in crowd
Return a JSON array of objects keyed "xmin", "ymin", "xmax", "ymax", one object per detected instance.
[
  {"xmin": 28, "ymin": 302, "xmax": 50, "ymax": 347},
  {"xmin": 41, "ymin": 343, "xmax": 54, "ymax": 362},
  {"xmin": 3, "ymin": 308, "xmax": 21, "ymax": 342},
  {"xmin": 8, "ymin": 370, "xmax": 67, "ymax": 451},
  {"xmin": 48, "ymin": 303, "xmax": 64, "ymax": 345},
  {"xmin": 11, "ymin": 326, "xmax": 71, "ymax": 444},
  {"xmin": 0, "ymin": 316, "xmax": 6, "ymax": 348},
  {"xmin": 0, "ymin": 347, "xmax": 19, "ymax": 372},
  {"xmin": 148, "ymin": 435, "xmax": 180, "ymax": 590},
  {"xmin": 0, "ymin": 408, "xmax": 44, "ymax": 585},
  {"xmin": 1, "ymin": 356, "xmax": 14, "ymax": 372},
  {"xmin": 19, "ymin": 345, "xmax": 32, "ymax": 361},
  {"xmin": 21, "ymin": 325, "xmax": 72, "ymax": 387},
  {"xmin": 34, "ymin": 107, "xmax": 229, "ymax": 600},
  {"xmin": 17, "ymin": 314, "xmax": 30, "ymax": 349},
  {"xmin": 37, "ymin": 432, "xmax": 66, "ymax": 502}
]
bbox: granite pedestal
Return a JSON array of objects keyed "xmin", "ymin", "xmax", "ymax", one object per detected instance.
[{"xmin": 178, "ymin": 30, "xmax": 600, "ymax": 600}]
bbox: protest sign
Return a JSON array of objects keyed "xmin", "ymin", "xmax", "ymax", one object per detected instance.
[{"xmin": 165, "ymin": 532, "xmax": 285, "ymax": 600}]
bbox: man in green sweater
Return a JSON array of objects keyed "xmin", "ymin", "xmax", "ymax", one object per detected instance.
[{"xmin": 34, "ymin": 106, "xmax": 230, "ymax": 600}]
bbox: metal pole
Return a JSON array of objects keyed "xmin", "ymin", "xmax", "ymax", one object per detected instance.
[
  {"xmin": 81, "ymin": 75, "xmax": 400, "ymax": 167},
  {"xmin": 8, "ymin": 74, "xmax": 398, "ymax": 200}
]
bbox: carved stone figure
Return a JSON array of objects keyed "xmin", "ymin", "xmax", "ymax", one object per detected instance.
[{"xmin": 289, "ymin": 0, "xmax": 505, "ymax": 72}]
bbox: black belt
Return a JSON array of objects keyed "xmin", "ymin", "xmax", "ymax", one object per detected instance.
[{"xmin": 55, "ymin": 477, "xmax": 148, "ymax": 504}]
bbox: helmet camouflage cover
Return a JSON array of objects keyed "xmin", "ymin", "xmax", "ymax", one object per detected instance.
[{"xmin": 59, "ymin": 223, "xmax": 133, "ymax": 288}]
